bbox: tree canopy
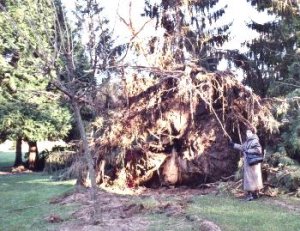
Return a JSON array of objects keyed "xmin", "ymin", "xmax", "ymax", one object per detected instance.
[
  {"xmin": 0, "ymin": 0, "xmax": 72, "ymax": 144},
  {"xmin": 0, "ymin": 0, "xmax": 74, "ymax": 169},
  {"xmin": 242, "ymin": 0, "xmax": 300, "ymax": 97}
]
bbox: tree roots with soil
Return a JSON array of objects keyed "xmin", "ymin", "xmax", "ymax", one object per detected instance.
[{"xmin": 88, "ymin": 67, "xmax": 278, "ymax": 189}]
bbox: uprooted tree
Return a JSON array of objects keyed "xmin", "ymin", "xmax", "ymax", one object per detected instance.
[
  {"xmin": 55, "ymin": 0, "xmax": 281, "ymax": 188},
  {"xmin": 89, "ymin": 66, "xmax": 278, "ymax": 188},
  {"xmin": 76, "ymin": 0, "xmax": 279, "ymax": 188},
  {"xmin": 2, "ymin": 0, "xmax": 297, "ymax": 193}
]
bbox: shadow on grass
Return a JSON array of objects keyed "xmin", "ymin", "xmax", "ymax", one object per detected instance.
[
  {"xmin": 0, "ymin": 172, "xmax": 76, "ymax": 231},
  {"xmin": 0, "ymin": 151, "xmax": 15, "ymax": 171}
]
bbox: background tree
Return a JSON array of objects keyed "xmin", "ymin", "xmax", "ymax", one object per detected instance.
[
  {"xmin": 241, "ymin": 0, "xmax": 300, "ymax": 160},
  {"xmin": 53, "ymin": 0, "xmax": 125, "ymax": 188},
  {"xmin": 132, "ymin": 0, "xmax": 230, "ymax": 71},
  {"xmin": 0, "ymin": 0, "xmax": 121, "ymax": 191},
  {"xmin": 0, "ymin": 0, "xmax": 72, "ymax": 168},
  {"xmin": 241, "ymin": 0, "xmax": 300, "ymax": 97}
]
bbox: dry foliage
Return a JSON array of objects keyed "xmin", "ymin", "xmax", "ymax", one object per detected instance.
[{"xmin": 92, "ymin": 67, "xmax": 279, "ymax": 188}]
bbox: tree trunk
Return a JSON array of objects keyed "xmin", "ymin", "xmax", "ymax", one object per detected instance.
[
  {"xmin": 72, "ymin": 100, "xmax": 97, "ymax": 195},
  {"xmin": 28, "ymin": 141, "xmax": 38, "ymax": 170},
  {"xmin": 53, "ymin": 2, "xmax": 97, "ymax": 198},
  {"xmin": 14, "ymin": 138, "xmax": 23, "ymax": 167}
]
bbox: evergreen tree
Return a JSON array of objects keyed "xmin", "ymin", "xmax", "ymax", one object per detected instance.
[
  {"xmin": 242, "ymin": 0, "xmax": 300, "ymax": 96},
  {"xmin": 243, "ymin": 0, "xmax": 300, "ymax": 159},
  {"xmin": 139, "ymin": 0, "xmax": 230, "ymax": 71},
  {"xmin": 0, "ymin": 0, "xmax": 72, "ymax": 168}
]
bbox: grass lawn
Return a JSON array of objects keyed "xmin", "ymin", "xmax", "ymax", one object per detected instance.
[
  {"xmin": 0, "ymin": 151, "xmax": 16, "ymax": 170},
  {"xmin": 142, "ymin": 194, "xmax": 300, "ymax": 231},
  {"xmin": 0, "ymin": 151, "xmax": 77, "ymax": 231},
  {"xmin": 186, "ymin": 195, "xmax": 300, "ymax": 231},
  {"xmin": 1, "ymin": 151, "xmax": 300, "ymax": 231},
  {"xmin": 0, "ymin": 173, "xmax": 76, "ymax": 231},
  {"xmin": 0, "ymin": 173, "xmax": 75, "ymax": 231}
]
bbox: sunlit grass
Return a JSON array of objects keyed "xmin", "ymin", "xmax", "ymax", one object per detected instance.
[
  {"xmin": 1, "ymin": 151, "xmax": 300, "ymax": 230},
  {"xmin": 147, "ymin": 213, "xmax": 194, "ymax": 231},
  {"xmin": 0, "ymin": 173, "xmax": 76, "ymax": 231},
  {"xmin": 186, "ymin": 195, "xmax": 300, "ymax": 231},
  {"xmin": 137, "ymin": 194, "xmax": 300, "ymax": 231}
]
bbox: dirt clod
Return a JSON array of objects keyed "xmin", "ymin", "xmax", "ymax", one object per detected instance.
[
  {"xmin": 199, "ymin": 220, "xmax": 222, "ymax": 231},
  {"xmin": 46, "ymin": 214, "xmax": 63, "ymax": 223}
]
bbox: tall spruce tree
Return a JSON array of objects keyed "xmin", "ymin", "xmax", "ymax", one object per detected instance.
[
  {"xmin": 139, "ymin": 0, "xmax": 230, "ymax": 71},
  {"xmin": 242, "ymin": 0, "xmax": 300, "ymax": 159},
  {"xmin": 241, "ymin": 0, "xmax": 300, "ymax": 97},
  {"xmin": 0, "ymin": 0, "xmax": 72, "ymax": 168}
]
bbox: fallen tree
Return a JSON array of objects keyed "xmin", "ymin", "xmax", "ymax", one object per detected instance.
[{"xmin": 90, "ymin": 66, "xmax": 279, "ymax": 188}]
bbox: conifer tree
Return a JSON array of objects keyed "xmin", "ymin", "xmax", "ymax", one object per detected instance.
[
  {"xmin": 244, "ymin": 0, "xmax": 300, "ymax": 159},
  {"xmin": 242, "ymin": 0, "xmax": 300, "ymax": 96},
  {"xmin": 0, "ymin": 0, "xmax": 72, "ymax": 168},
  {"xmin": 139, "ymin": 0, "xmax": 230, "ymax": 71}
]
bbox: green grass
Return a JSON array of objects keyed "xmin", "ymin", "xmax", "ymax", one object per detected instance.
[
  {"xmin": 142, "ymin": 194, "xmax": 300, "ymax": 231},
  {"xmin": 2, "ymin": 178, "xmax": 299, "ymax": 231},
  {"xmin": 187, "ymin": 195, "xmax": 300, "ymax": 231},
  {"xmin": 0, "ymin": 173, "xmax": 76, "ymax": 231},
  {"xmin": 1, "ymin": 151, "xmax": 300, "ymax": 230},
  {"xmin": 0, "ymin": 151, "xmax": 16, "ymax": 169}
]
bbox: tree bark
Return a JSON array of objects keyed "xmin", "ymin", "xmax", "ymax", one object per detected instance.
[
  {"xmin": 14, "ymin": 137, "xmax": 23, "ymax": 167},
  {"xmin": 53, "ymin": 2, "xmax": 97, "ymax": 198},
  {"xmin": 28, "ymin": 141, "xmax": 38, "ymax": 170},
  {"xmin": 72, "ymin": 100, "xmax": 97, "ymax": 195}
]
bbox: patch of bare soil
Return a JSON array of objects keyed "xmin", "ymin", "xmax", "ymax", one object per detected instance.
[
  {"xmin": 54, "ymin": 183, "xmax": 300, "ymax": 231},
  {"xmin": 54, "ymin": 184, "xmax": 219, "ymax": 231},
  {"xmin": 0, "ymin": 165, "xmax": 32, "ymax": 175},
  {"xmin": 58, "ymin": 190, "xmax": 149, "ymax": 231},
  {"xmin": 11, "ymin": 165, "xmax": 32, "ymax": 173},
  {"xmin": 0, "ymin": 171, "xmax": 11, "ymax": 175}
]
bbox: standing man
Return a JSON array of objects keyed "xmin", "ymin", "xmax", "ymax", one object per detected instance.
[{"xmin": 229, "ymin": 128, "xmax": 263, "ymax": 201}]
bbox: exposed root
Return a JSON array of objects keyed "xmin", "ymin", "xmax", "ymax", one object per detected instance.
[{"xmin": 90, "ymin": 67, "xmax": 279, "ymax": 188}]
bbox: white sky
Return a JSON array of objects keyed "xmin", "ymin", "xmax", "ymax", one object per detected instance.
[{"xmin": 218, "ymin": 0, "xmax": 275, "ymax": 51}]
